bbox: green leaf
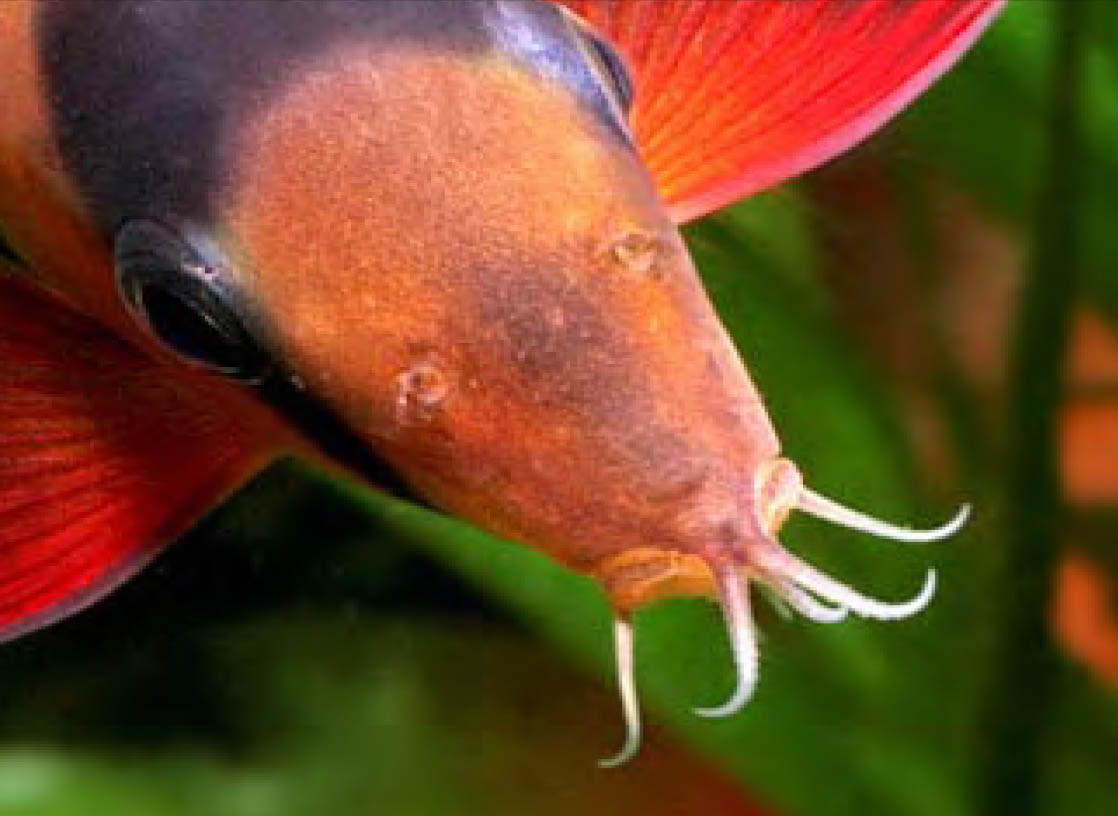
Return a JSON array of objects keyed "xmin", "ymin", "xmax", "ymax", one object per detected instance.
[{"xmin": 900, "ymin": 0, "xmax": 1118, "ymax": 325}]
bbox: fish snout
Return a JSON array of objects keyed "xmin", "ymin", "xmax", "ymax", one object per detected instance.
[{"xmin": 593, "ymin": 456, "xmax": 801, "ymax": 612}]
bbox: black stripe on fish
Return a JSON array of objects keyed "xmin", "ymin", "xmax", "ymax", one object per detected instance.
[{"xmin": 37, "ymin": 0, "xmax": 630, "ymax": 238}]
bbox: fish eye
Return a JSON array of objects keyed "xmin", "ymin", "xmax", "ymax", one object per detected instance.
[
  {"xmin": 583, "ymin": 30, "xmax": 634, "ymax": 113},
  {"xmin": 114, "ymin": 219, "xmax": 270, "ymax": 382},
  {"xmin": 559, "ymin": 9, "xmax": 635, "ymax": 114},
  {"xmin": 0, "ymin": 229, "xmax": 24, "ymax": 267}
]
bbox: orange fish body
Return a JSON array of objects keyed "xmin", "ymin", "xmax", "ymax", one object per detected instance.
[{"xmin": 0, "ymin": 0, "xmax": 1004, "ymax": 763}]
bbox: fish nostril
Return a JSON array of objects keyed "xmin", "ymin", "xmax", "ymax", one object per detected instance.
[
  {"xmin": 394, "ymin": 359, "xmax": 451, "ymax": 425},
  {"xmin": 607, "ymin": 229, "xmax": 661, "ymax": 279},
  {"xmin": 753, "ymin": 457, "xmax": 804, "ymax": 536}
]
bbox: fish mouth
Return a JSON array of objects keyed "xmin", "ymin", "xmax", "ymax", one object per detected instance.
[{"xmin": 598, "ymin": 456, "xmax": 970, "ymax": 768}]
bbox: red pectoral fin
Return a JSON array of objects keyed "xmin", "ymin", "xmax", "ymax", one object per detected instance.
[
  {"xmin": 0, "ymin": 272, "xmax": 278, "ymax": 641},
  {"xmin": 559, "ymin": 0, "xmax": 1005, "ymax": 222}
]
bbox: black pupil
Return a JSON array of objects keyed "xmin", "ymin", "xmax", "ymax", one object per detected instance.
[
  {"xmin": 0, "ymin": 229, "xmax": 22, "ymax": 266},
  {"xmin": 589, "ymin": 35, "xmax": 633, "ymax": 113},
  {"xmin": 140, "ymin": 284, "xmax": 249, "ymax": 374}
]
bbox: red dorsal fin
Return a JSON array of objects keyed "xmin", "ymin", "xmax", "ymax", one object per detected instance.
[
  {"xmin": 558, "ymin": 0, "xmax": 1005, "ymax": 222},
  {"xmin": 0, "ymin": 271, "xmax": 278, "ymax": 640}
]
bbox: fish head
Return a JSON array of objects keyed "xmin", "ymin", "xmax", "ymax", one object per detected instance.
[
  {"xmin": 44, "ymin": 0, "xmax": 793, "ymax": 607},
  {"xmin": 39, "ymin": 0, "xmax": 969, "ymax": 764},
  {"xmin": 219, "ymin": 9, "xmax": 790, "ymax": 608}
]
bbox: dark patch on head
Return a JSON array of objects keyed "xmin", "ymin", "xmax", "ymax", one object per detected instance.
[
  {"xmin": 469, "ymin": 261, "xmax": 703, "ymax": 492},
  {"xmin": 37, "ymin": 0, "xmax": 631, "ymax": 238},
  {"xmin": 37, "ymin": 0, "xmax": 494, "ymax": 238},
  {"xmin": 469, "ymin": 259, "xmax": 719, "ymax": 503},
  {"xmin": 474, "ymin": 264, "xmax": 650, "ymax": 417}
]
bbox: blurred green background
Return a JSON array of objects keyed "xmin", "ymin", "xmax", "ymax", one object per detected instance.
[{"xmin": 2, "ymin": 1, "xmax": 1116, "ymax": 814}]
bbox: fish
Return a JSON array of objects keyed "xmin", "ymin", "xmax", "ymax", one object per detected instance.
[{"xmin": 0, "ymin": 0, "xmax": 1005, "ymax": 764}]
